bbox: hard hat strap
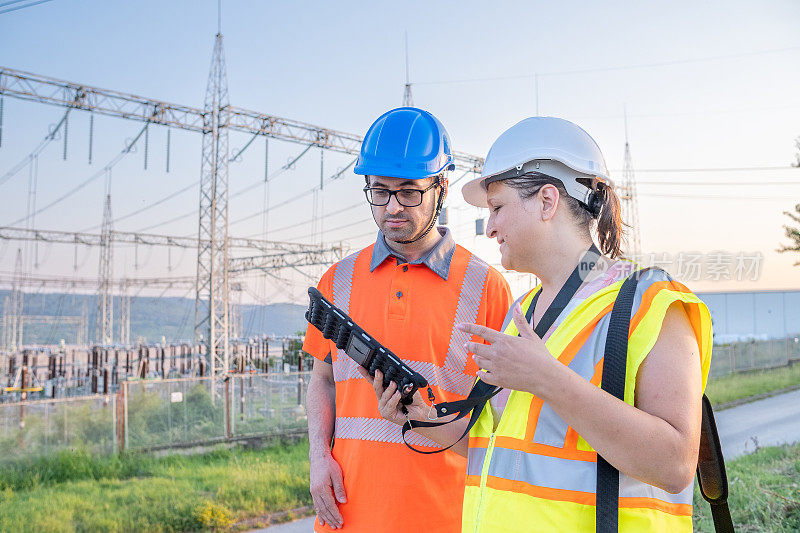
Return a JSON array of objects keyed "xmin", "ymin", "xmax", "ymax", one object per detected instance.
[{"xmin": 394, "ymin": 174, "xmax": 446, "ymax": 244}]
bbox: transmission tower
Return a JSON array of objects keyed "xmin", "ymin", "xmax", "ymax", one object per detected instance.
[
  {"xmin": 9, "ymin": 248, "xmax": 24, "ymax": 351},
  {"xmin": 403, "ymin": 31, "xmax": 413, "ymax": 107},
  {"xmin": 618, "ymin": 110, "xmax": 642, "ymax": 257},
  {"xmin": 194, "ymin": 32, "xmax": 231, "ymax": 388},
  {"xmin": 97, "ymin": 190, "xmax": 114, "ymax": 344},
  {"xmin": 118, "ymin": 279, "xmax": 130, "ymax": 346}
]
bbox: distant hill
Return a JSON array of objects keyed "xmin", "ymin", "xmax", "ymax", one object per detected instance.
[{"xmin": 0, "ymin": 290, "xmax": 307, "ymax": 344}]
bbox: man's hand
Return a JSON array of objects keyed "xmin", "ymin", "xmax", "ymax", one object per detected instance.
[
  {"xmin": 309, "ymin": 452, "xmax": 347, "ymax": 529},
  {"xmin": 356, "ymin": 367, "xmax": 430, "ymax": 425}
]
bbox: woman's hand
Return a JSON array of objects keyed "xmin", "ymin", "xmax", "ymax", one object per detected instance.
[
  {"xmin": 356, "ymin": 366, "xmax": 431, "ymax": 425},
  {"xmin": 459, "ymin": 302, "xmax": 559, "ymax": 394}
]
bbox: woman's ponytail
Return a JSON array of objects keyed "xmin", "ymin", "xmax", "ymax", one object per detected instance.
[{"xmin": 594, "ymin": 182, "xmax": 624, "ymax": 259}]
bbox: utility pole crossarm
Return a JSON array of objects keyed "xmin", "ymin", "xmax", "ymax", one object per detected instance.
[
  {"xmin": 228, "ymin": 247, "xmax": 344, "ymax": 273},
  {"xmin": 0, "ymin": 273, "xmax": 196, "ymax": 291},
  {"xmin": 0, "ymin": 67, "xmax": 206, "ymax": 132},
  {"xmin": 0, "ymin": 226, "xmax": 341, "ymax": 253},
  {"xmin": 0, "ymin": 66, "xmax": 486, "ymax": 172}
]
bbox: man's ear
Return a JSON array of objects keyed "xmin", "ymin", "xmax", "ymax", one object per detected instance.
[{"xmin": 439, "ymin": 176, "xmax": 449, "ymax": 202}]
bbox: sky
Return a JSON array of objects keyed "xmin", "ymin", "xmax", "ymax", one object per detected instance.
[{"xmin": 1, "ymin": 0, "xmax": 799, "ymax": 304}]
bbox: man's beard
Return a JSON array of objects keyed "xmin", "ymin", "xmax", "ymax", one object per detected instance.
[{"xmin": 379, "ymin": 215, "xmax": 421, "ymax": 243}]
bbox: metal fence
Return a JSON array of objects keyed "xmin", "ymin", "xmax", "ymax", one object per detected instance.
[
  {"xmin": 2, "ymin": 336, "xmax": 799, "ymax": 463},
  {"xmin": 0, "ymin": 372, "xmax": 310, "ymax": 462},
  {"xmin": 0, "ymin": 394, "xmax": 117, "ymax": 461},
  {"xmin": 122, "ymin": 373, "xmax": 311, "ymax": 450},
  {"xmin": 708, "ymin": 336, "xmax": 800, "ymax": 378}
]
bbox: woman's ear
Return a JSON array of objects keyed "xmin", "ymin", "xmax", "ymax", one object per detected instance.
[{"xmin": 538, "ymin": 184, "xmax": 560, "ymax": 221}]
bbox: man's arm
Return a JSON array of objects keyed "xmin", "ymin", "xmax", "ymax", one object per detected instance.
[{"xmin": 307, "ymin": 356, "xmax": 346, "ymax": 529}]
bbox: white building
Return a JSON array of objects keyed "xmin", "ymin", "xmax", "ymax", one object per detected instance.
[{"xmin": 696, "ymin": 290, "xmax": 800, "ymax": 343}]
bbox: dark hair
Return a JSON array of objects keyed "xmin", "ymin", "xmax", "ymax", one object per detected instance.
[{"xmin": 504, "ymin": 175, "xmax": 625, "ymax": 259}]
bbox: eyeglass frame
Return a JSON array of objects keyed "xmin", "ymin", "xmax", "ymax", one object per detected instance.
[{"xmin": 362, "ymin": 181, "xmax": 440, "ymax": 207}]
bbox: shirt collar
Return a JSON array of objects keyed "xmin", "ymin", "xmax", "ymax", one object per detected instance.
[{"xmin": 370, "ymin": 227, "xmax": 456, "ymax": 280}]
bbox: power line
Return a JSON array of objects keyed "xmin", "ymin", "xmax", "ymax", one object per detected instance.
[
  {"xmin": 0, "ymin": 0, "xmax": 57, "ymax": 15},
  {"xmin": 638, "ymin": 192, "xmax": 793, "ymax": 200},
  {"xmin": 4, "ymin": 122, "xmax": 148, "ymax": 226},
  {"xmin": 0, "ymin": 109, "xmax": 69, "ymax": 188},
  {"xmin": 131, "ymin": 143, "xmax": 313, "ymax": 233},
  {"xmin": 259, "ymin": 199, "xmax": 365, "ymax": 238},
  {"xmin": 636, "ymin": 180, "xmax": 800, "ymax": 186},
  {"xmin": 414, "ymin": 45, "xmax": 800, "ymax": 86},
  {"xmin": 613, "ymin": 165, "xmax": 798, "ymax": 173},
  {"xmin": 81, "ymin": 179, "xmax": 200, "ymax": 232}
]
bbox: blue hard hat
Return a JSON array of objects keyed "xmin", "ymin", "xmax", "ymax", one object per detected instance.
[{"xmin": 354, "ymin": 107, "xmax": 455, "ymax": 180}]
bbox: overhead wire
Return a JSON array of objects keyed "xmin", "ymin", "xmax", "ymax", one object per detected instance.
[
  {"xmin": 79, "ymin": 178, "xmax": 200, "ymax": 232},
  {"xmin": 413, "ymin": 45, "xmax": 800, "ymax": 86},
  {"xmin": 0, "ymin": 109, "xmax": 69, "ymax": 188},
  {"xmin": 0, "ymin": 0, "xmax": 57, "ymax": 15},
  {"xmin": 4, "ymin": 122, "xmax": 149, "ymax": 226},
  {"xmin": 132, "ymin": 143, "xmax": 315, "ymax": 233}
]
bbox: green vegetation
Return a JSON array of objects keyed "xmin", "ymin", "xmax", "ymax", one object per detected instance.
[
  {"xmin": 705, "ymin": 363, "xmax": 800, "ymax": 406},
  {"xmin": 693, "ymin": 443, "xmax": 800, "ymax": 532},
  {"xmin": 0, "ymin": 440, "xmax": 311, "ymax": 532},
  {"xmin": 0, "ymin": 397, "xmax": 116, "ymax": 461}
]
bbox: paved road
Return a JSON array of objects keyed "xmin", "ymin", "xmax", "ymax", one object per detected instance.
[
  {"xmin": 255, "ymin": 389, "xmax": 800, "ymax": 532},
  {"xmin": 715, "ymin": 388, "xmax": 800, "ymax": 459}
]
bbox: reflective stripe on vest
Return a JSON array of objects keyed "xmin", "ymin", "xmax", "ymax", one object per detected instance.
[
  {"xmin": 329, "ymin": 250, "xmax": 490, "ymax": 396},
  {"xmin": 334, "ymin": 416, "xmax": 442, "ymax": 449},
  {"xmin": 467, "ymin": 445, "xmax": 692, "ymax": 510},
  {"xmin": 464, "ymin": 268, "xmax": 712, "ymax": 532}
]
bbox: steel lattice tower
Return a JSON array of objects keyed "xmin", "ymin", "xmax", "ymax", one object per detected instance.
[
  {"xmin": 97, "ymin": 192, "xmax": 114, "ymax": 344},
  {"xmin": 6, "ymin": 249, "xmax": 24, "ymax": 351},
  {"xmin": 403, "ymin": 31, "xmax": 413, "ymax": 107},
  {"xmin": 619, "ymin": 116, "xmax": 642, "ymax": 257},
  {"xmin": 118, "ymin": 279, "xmax": 130, "ymax": 346},
  {"xmin": 195, "ymin": 33, "xmax": 231, "ymax": 387}
]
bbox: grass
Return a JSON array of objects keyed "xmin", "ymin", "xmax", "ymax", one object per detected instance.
[
  {"xmin": 2, "ymin": 436, "xmax": 798, "ymax": 532},
  {"xmin": 705, "ymin": 363, "xmax": 800, "ymax": 406},
  {"xmin": 0, "ymin": 439, "xmax": 311, "ymax": 532},
  {"xmin": 693, "ymin": 443, "xmax": 800, "ymax": 532}
]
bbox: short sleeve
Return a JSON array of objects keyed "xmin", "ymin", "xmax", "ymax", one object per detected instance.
[
  {"xmin": 626, "ymin": 269, "xmax": 714, "ymax": 404},
  {"xmin": 301, "ymin": 265, "xmax": 336, "ymax": 362}
]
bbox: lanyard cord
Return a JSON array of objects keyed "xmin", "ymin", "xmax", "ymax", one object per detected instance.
[{"xmin": 402, "ymin": 244, "xmax": 602, "ymax": 454}]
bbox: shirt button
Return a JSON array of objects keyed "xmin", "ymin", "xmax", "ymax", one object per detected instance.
[
  {"xmin": 402, "ymin": 265, "xmax": 408, "ymax": 272},
  {"xmin": 396, "ymin": 291, "xmax": 403, "ymax": 298}
]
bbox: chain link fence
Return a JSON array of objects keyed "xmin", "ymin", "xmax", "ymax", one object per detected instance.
[
  {"xmin": 709, "ymin": 336, "xmax": 800, "ymax": 378},
  {"xmin": 122, "ymin": 373, "xmax": 310, "ymax": 450},
  {"xmin": 0, "ymin": 372, "xmax": 310, "ymax": 462},
  {"xmin": 2, "ymin": 336, "xmax": 799, "ymax": 463},
  {"xmin": 0, "ymin": 395, "xmax": 116, "ymax": 461}
]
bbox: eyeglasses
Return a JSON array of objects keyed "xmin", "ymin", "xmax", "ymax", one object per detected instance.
[{"xmin": 363, "ymin": 181, "xmax": 439, "ymax": 207}]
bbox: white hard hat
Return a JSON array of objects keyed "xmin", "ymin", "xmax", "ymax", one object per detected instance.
[{"xmin": 462, "ymin": 117, "xmax": 612, "ymax": 208}]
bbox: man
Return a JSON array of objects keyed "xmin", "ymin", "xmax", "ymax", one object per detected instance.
[{"xmin": 303, "ymin": 107, "xmax": 512, "ymax": 532}]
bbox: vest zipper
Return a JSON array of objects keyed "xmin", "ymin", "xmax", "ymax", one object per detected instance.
[{"xmin": 474, "ymin": 432, "xmax": 496, "ymax": 533}]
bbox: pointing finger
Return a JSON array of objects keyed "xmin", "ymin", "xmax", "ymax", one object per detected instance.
[{"xmin": 458, "ymin": 322, "xmax": 503, "ymax": 343}]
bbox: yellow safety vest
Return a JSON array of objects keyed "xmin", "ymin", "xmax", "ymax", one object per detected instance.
[{"xmin": 462, "ymin": 268, "xmax": 713, "ymax": 533}]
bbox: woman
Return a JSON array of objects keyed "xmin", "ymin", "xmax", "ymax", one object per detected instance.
[{"xmin": 359, "ymin": 117, "xmax": 712, "ymax": 532}]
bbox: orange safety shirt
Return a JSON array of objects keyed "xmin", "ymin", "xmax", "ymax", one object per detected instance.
[{"xmin": 303, "ymin": 229, "xmax": 512, "ymax": 533}]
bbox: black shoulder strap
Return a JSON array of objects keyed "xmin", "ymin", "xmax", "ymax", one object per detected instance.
[
  {"xmin": 596, "ymin": 268, "xmax": 734, "ymax": 533},
  {"xmin": 596, "ymin": 268, "xmax": 645, "ymax": 533}
]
